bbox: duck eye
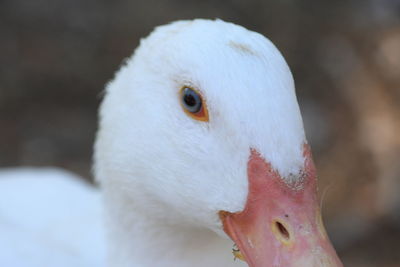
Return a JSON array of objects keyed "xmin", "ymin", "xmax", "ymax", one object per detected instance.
[
  {"xmin": 180, "ymin": 87, "xmax": 209, "ymax": 122},
  {"xmin": 182, "ymin": 87, "xmax": 201, "ymax": 112}
]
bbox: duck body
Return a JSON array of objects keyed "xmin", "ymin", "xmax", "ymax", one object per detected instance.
[{"xmin": 0, "ymin": 168, "xmax": 106, "ymax": 267}]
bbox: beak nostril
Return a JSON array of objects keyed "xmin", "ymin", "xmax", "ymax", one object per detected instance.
[
  {"xmin": 275, "ymin": 221, "xmax": 290, "ymax": 240},
  {"xmin": 271, "ymin": 219, "xmax": 293, "ymax": 244}
]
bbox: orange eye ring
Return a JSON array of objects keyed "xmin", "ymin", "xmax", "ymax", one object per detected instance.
[{"xmin": 179, "ymin": 86, "xmax": 209, "ymax": 122}]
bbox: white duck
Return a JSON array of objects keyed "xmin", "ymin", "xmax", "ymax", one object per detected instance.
[{"xmin": 0, "ymin": 19, "xmax": 342, "ymax": 267}]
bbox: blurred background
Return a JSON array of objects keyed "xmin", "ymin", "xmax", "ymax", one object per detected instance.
[{"xmin": 1, "ymin": 0, "xmax": 399, "ymax": 266}]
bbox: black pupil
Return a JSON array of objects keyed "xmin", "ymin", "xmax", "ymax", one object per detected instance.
[
  {"xmin": 184, "ymin": 94, "xmax": 196, "ymax": 107},
  {"xmin": 182, "ymin": 88, "xmax": 201, "ymax": 113}
]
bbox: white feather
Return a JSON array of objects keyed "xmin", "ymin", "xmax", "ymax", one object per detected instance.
[{"xmin": 0, "ymin": 168, "xmax": 106, "ymax": 267}]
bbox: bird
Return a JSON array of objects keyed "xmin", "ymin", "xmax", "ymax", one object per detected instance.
[{"xmin": 0, "ymin": 19, "xmax": 343, "ymax": 267}]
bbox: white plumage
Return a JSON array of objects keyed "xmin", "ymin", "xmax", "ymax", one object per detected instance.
[{"xmin": 0, "ymin": 168, "xmax": 105, "ymax": 267}]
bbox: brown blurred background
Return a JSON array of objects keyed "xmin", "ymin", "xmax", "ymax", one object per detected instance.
[{"xmin": 1, "ymin": 0, "xmax": 399, "ymax": 266}]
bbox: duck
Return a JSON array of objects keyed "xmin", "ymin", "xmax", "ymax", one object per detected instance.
[{"xmin": 0, "ymin": 19, "xmax": 342, "ymax": 267}]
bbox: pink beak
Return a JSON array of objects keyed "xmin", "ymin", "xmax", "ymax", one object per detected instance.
[{"xmin": 219, "ymin": 145, "xmax": 343, "ymax": 267}]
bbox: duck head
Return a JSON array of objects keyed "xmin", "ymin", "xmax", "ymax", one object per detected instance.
[{"xmin": 95, "ymin": 19, "xmax": 342, "ymax": 266}]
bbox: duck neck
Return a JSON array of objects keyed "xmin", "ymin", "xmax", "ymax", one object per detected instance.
[{"xmin": 102, "ymin": 186, "xmax": 240, "ymax": 267}]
